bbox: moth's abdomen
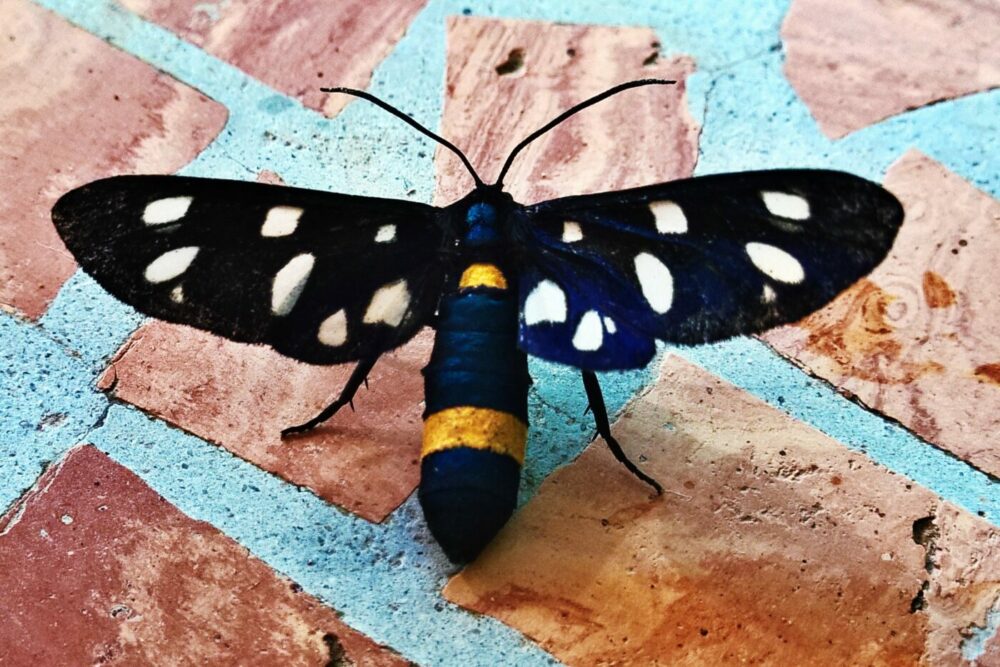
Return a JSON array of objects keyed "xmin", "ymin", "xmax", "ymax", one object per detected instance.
[{"xmin": 419, "ymin": 263, "xmax": 529, "ymax": 563}]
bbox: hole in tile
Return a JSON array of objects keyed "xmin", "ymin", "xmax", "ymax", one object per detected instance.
[{"xmin": 495, "ymin": 48, "xmax": 525, "ymax": 76}]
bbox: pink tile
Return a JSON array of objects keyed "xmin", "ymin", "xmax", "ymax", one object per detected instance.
[
  {"xmin": 0, "ymin": 0, "xmax": 227, "ymax": 319},
  {"xmin": 98, "ymin": 322, "xmax": 429, "ymax": 522},
  {"xmin": 0, "ymin": 445, "xmax": 407, "ymax": 666},
  {"xmin": 764, "ymin": 151, "xmax": 1000, "ymax": 477},
  {"xmin": 437, "ymin": 17, "xmax": 698, "ymax": 204},
  {"xmin": 782, "ymin": 0, "xmax": 1000, "ymax": 138},
  {"xmin": 445, "ymin": 355, "xmax": 1000, "ymax": 665},
  {"xmin": 120, "ymin": 0, "xmax": 427, "ymax": 117}
]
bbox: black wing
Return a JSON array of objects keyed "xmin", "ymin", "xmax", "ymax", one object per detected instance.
[
  {"xmin": 53, "ymin": 176, "xmax": 451, "ymax": 364},
  {"xmin": 513, "ymin": 170, "xmax": 904, "ymax": 370}
]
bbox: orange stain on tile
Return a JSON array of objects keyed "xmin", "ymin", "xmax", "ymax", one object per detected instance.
[
  {"xmin": 445, "ymin": 356, "xmax": 1000, "ymax": 666},
  {"xmin": 782, "ymin": 0, "xmax": 1000, "ymax": 138},
  {"xmin": 764, "ymin": 151, "xmax": 1000, "ymax": 477},
  {"xmin": 796, "ymin": 278, "xmax": 944, "ymax": 385},
  {"xmin": 98, "ymin": 322, "xmax": 429, "ymax": 522},
  {"xmin": 0, "ymin": 445, "xmax": 407, "ymax": 665},
  {"xmin": 0, "ymin": 0, "xmax": 227, "ymax": 319},
  {"xmin": 974, "ymin": 363, "xmax": 1000, "ymax": 386},
  {"xmin": 120, "ymin": 0, "xmax": 427, "ymax": 117},
  {"xmin": 922, "ymin": 271, "xmax": 957, "ymax": 309},
  {"xmin": 436, "ymin": 17, "xmax": 698, "ymax": 205}
]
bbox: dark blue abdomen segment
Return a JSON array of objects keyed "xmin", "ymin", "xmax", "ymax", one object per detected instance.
[
  {"xmin": 423, "ymin": 292, "xmax": 528, "ymax": 421},
  {"xmin": 419, "ymin": 450, "xmax": 522, "ymax": 563},
  {"xmin": 419, "ymin": 283, "xmax": 529, "ymax": 563}
]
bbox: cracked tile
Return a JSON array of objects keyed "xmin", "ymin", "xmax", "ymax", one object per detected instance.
[
  {"xmin": 445, "ymin": 355, "xmax": 1000, "ymax": 665},
  {"xmin": 0, "ymin": 445, "xmax": 407, "ymax": 665}
]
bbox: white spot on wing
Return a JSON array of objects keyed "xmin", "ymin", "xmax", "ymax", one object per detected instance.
[
  {"xmin": 144, "ymin": 246, "xmax": 199, "ymax": 283},
  {"xmin": 649, "ymin": 200, "xmax": 687, "ymax": 233},
  {"xmin": 524, "ymin": 280, "xmax": 567, "ymax": 325},
  {"xmin": 375, "ymin": 224, "xmax": 397, "ymax": 243},
  {"xmin": 572, "ymin": 310, "xmax": 603, "ymax": 351},
  {"xmin": 363, "ymin": 280, "xmax": 410, "ymax": 327},
  {"xmin": 271, "ymin": 253, "xmax": 315, "ymax": 316},
  {"xmin": 603, "ymin": 316, "xmax": 617, "ymax": 334},
  {"xmin": 143, "ymin": 197, "xmax": 192, "ymax": 225},
  {"xmin": 746, "ymin": 242, "xmax": 805, "ymax": 284},
  {"xmin": 634, "ymin": 253, "xmax": 674, "ymax": 314},
  {"xmin": 317, "ymin": 309, "xmax": 348, "ymax": 347},
  {"xmin": 170, "ymin": 285, "xmax": 184, "ymax": 303},
  {"xmin": 261, "ymin": 206, "xmax": 303, "ymax": 237},
  {"xmin": 761, "ymin": 191, "xmax": 810, "ymax": 220},
  {"xmin": 762, "ymin": 284, "xmax": 777, "ymax": 303},
  {"xmin": 562, "ymin": 221, "xmax": 583, "ymax": 243}
]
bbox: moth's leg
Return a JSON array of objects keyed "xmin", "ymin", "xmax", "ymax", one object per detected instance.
[
  {"xmin": 281, "ymin": 356, "xmax": 379, "ymax": 437},
  {"xmin": 581, "ymin": 371, "xmax": 663, "ymax": 495}
]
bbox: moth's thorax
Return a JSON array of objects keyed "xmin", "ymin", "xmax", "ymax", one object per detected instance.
[{"xmin": 457, "ymin": 186, "xmax": 514, "ymax": 248}]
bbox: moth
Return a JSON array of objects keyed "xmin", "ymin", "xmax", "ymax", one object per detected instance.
[{"xmin": 51, "ymin": 79, "xmax": 904, "ymax": 562}]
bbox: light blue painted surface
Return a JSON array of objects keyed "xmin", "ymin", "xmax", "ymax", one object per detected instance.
[
  {"xmin": 7, "ymin": 0, "xmax": 998, "ymax": 661},
  {"xmin": 0, "ymin": 312, "xmax": 108, "ymax": 512},
  {"xmin": 963, "ymin": 596, "xmax": 1000, "ymax": 661}
]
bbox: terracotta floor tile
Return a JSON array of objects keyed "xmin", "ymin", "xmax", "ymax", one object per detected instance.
[
  {"xmin": 436, "ymin": 16, "xmax": 698, "ymax": 205},
  {"xmin": 120, "ymin": 0, "xmax": 427, "ymax": 118},
  {"xmin": 764, "ymin": 151, "xmax": 1000, "ymax": 477},
  {"xmin": 0, "ymin": 0, "xmax": 227, "ymax": 320},
  {"xmin": 445, "ymin": 355, "xmax": 1000, "ymax": 665},
  {"xmin": 98, "ymin": 322, "xmax": 430, "ymax": 522},
  {"xmin": 782, "ymin": 0, "xmax": 1000, "ymax": 138},
  {"xmin": 0, "ymin": 445, "xmax": 407, "ymax": 666}
]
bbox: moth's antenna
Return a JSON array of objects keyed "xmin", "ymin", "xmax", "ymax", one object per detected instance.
[
  {"xmin": 322, "ymin": 86, "xmax": 485, "ymax": 188},
  {"xmin": 494, "ymin": 78, "xmax": 676, "ymax": 188}
]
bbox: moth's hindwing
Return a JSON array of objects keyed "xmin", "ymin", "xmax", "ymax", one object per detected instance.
[
  {"xmin": 514, "ymin": 170, "xmax": 904, "ymax": 370},
  {"xmin": 52, "ymin": 176, "xmax": 449, "ymax": 364}
]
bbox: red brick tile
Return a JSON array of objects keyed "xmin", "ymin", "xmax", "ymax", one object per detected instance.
[
  {"xmin": 445, "ymin": 355, "xmax": 1000, "ymax": 665},
  {"xmin": 923, "ymin": 504, "xmax": 1000, "ymax": 664},
  {"xmin": 0, "ymin": 0, "xmax": 227, "ymax": 319},
  {"xmin": 764, "ymin": 151, "xmax": 1000, "ymax": 477},
  {"xmin": 0, "ymin": 445, "xmax": 407, "ymax": 666},
  {"xmin": 436, "ymin": 17, "xmax": 698, "ymax": 204},
  {"xmin": 782, "ymin": 0, "xmax": 1000, "ymax": 138},
  {"xmin": 98, "ymin": 322, "xmax": 429, "ymax": 522},
  {"xmin": 120, "ymin": 0, "xmax": 427, "ymax": 117}
]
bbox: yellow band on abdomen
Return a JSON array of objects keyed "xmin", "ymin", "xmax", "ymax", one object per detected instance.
[
  {"xmin": 459, "ymin": 263, "xmax": 508, "ymax": 290},
  {"xmin": 422, "ymin": 406, "xmax": 527, "ymax": 464}
]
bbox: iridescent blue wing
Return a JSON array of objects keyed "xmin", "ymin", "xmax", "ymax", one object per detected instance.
[
  {"xmin": 53, "ymin": 176, "xmax": 452, "ymax": 364},
  {"xmin": 513, "ymin": 170, "xmax": 904, "ymax": 370}
]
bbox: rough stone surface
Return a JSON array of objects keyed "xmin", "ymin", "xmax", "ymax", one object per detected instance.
[
  {"xmin": 0, "ymin": 445, "xmax": 407, "ymax": 666},
  {"xmin": 446, "ymin": 355, "xmax": 1000, "ymax": 666},
  {"xmin": 782, "ymin": 0, "xmax": 1000, "ymax": 138},
  {"xmin": 437, "ymin": 16, "xmax": 698, "ymax": 205},
  {"xmin": 98, "ymin": 322, "xmax": 430, "ymax": 522},
  {"xmin": 0, "ymin": 0, "xmax": 227, "ymax": 319},
  {"xmin": 764, "ymin": 151, "xmax": 1000, "ymax": 478},
  {"xmin": 121, "ymin": 0, "xmax": 427, "ymax": 118}
]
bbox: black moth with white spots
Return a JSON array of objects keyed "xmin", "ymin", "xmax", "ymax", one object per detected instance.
[
  {"xmin": 51, "ymin": 80, "xmax": 904, "ymax": 558},
  {"xmin": 53, "ymin": 168, "xmax": 901, "ymax": 371},
  {"xmin": 55, "ymin": 177, "xmax": 446, "ymax": 365}
]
